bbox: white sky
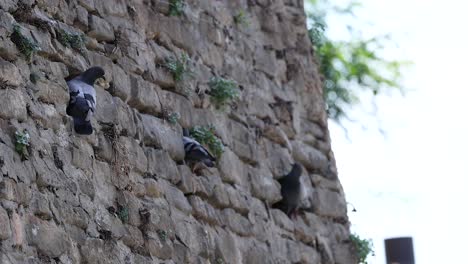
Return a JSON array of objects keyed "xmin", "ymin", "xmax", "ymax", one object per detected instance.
[{"xmin": 320, "ymin": 0, "xmax": 468, "ymax": 263}]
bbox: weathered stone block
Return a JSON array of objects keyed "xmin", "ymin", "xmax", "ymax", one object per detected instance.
[
  {"xmin": 0, "ymin": 37, "xmax": 18, "ymax": 61},
  {"xmin": 317, "ymin": 235, "xmax": 335, "ymax": 264},
  {"xmin": 0, "ymin": 178, "xmax": 17, "ymax": 201},
  {"xmin": 225, "ymin": 185, "xmax": 250, "ymax": 215},
  {"xmin": 88, "ymin": 15, "xmax": 115, "ymax": 42},
  {"xmin": 122, "ymin": 225, "xmax": 144, "ymax": 250},
  {"xmin": 78, "ymin": 0, "xmax": 95, "ymax": 11},
  {"xmin": 28, "ymin": 102, "xmax": 63, "ymax": 130},
  {"xmin": 271, "ymin": 209, "xmax": 294, "ymax": 232},
  {"xmin": 26, "ymin": 216, "xmax": 72, "ymax": 258},
  {"xmin": 10, "ymin": 210, "xmax": 24, "ymax": 248},
  {"xmin": 144, "ymin": 178, "xmax": 163, "ymax": 198},
  {"xmin": 189, "ymin": 195, "xmax": 220, "ymax": 225},
  {"xmin": 146, "ymin": 148, "xmax": 181, "ymax": 184},
  {"xmin": 292, "ymin": 140, "xmax": 329, "ymax": 174},
  {"xmin": 221, "ymin": 208, "xmax": 253, "ymax": 237},
  {"xmin": 248, "ymin": 165, "xmax": 282, "ymax": 204},
  {"xmin": 211, "ymin": 182, "xmax": 230, "ymax": 208},
  {"xmin": 95, "ymin": 0, "xmax": 127, "ymax": 17},
  {"xmin": 218, "ymin": 148, "xmax": 248, "ymax": 186},
  {"xmin": 264, "ymin": 140, "xmax": 293, "ymax": 178},
  {"xmin": 145, "ymin": 231, "xmax": 173, "ymax": 260},
  {"xmin": 139, "ymin": 113, "xmax": 184, "ymax": 161},
  {"xmin": 118, "ymin": 136, "xmax": 147, "ymax": 174},
  {"xmin": 263, "ymin": 125, "xmax": 291, "ymax": 150},
  {"xmin": 177, "ymin": 165, "xmax": 196, "ymax": 194},
  {"xmin": 228, "ymin": 120, "xmax": 259, "ymax": 164},
  {"xmin": 128, "ymin": 75, "xmax": 162, "ymax": 116},
  {"xmin": 31, "ymin": 192, "xmax": 52, "ymax": 220},
  {"xmin": 114, "ymin": 97, "xmax": 137, "ymax": 137},
  {"xmin": 116, "ymin": 190, "xmax": 143, "ymax": 227},
  {"xmin": 161, "ymin": 180, "xmax": 192, "ymax": 215},
  {"xmin": 254, "ymin": 47, "xmax": 277, "ymax": 78},
  {"xmin": 158, "ymin": 89, "xmax": 194, "ymax": 128},
  {"xmin": 0, "ymin": 206, "xmax": 11, "ymax": 240},
  {"xmin": 94, "ymin": 87, "xmax": 117, "ymax": 124},
  {"xmin": 215, "ymin": 229, "xmax": 243, "ymax": 264},
  {"xmin": 92, "ymin": 161, "xmax": 116, "ymax": 207},
  {"xmin": 313, "ymin": 188, "xmax": 347, "ymax": 218},
  {"xmin": 110, "ymin": 64, "xmax": 131, "ymax": 101},
  {"xmin": 72, "ymin": 142, "xmax": 94, "ymax": 171},
  {"xmin": 0, "ymin": 88, "xmax": 27, "ymax": 121},
  {"xmin": 35, "ymin": 78, "xmax": 69, "ymax": 106},
  {"xmin": 0, "ymin": 59, "xmax": 22, "ymax": 86}
]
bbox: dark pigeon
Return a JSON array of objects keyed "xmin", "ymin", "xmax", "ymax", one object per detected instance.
[
  {"xmin": 273, "ymin": 163, "xmax": 303, "ymax": 218},
  {"xmin": 183, "ymin": 128, "xmax": 216, "ymax": 172},
  {"xmin": 66, "ymin": 66, "xmax": 105, "ymax": 135}
]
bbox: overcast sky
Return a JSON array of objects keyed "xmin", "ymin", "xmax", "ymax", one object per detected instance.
[{"xmin": 318, "ymin": 0, "xmax": 468, "ymax": 263}]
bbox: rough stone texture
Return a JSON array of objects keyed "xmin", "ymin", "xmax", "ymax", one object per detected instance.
[{"xmin": 0, "ymin": 0, "xmax": 353, "ymax": 263}]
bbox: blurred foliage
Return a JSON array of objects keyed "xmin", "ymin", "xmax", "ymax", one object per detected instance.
[
  {"xmin": 164, "ymin": 53, "xmax": 193, "ymax": 82},
  {"xmin": 189, "ymin": 125, "xmax": 224, "ymax": 158},
  {"xmin": 168, "ymin": 0, "xmax": 185, "ymax": 16},
  {"xmin": 233, "ymin": 10, "xmax": 249, "ymax": 27},
  {"xmin": 117, "ymin": 206, "xmax": 129, "ymax": 224},
  {"xmin": 57, "ymin": 29, "xmax": 85, "ymax": 52},
  {"xmin": 11, "ymin": 25, "xmax": 40, "ymax": 61},
  {"xmin": 350, "ymin": 233, "xmax": 374, "ymax": 263},
  {"xmin": 208, "ymin": 76, "xmax": 239, "ymax": 109},
  {"xmin": 167, "ymin": 112, "xmax": 181, "ymax": 125},
  {"xmin": 15, "ymin": 130, "xmax": 30, "ymax": 161},
  {"xmin": 307, "ymin": 0, "xmax": 407, "ymax": 123}
]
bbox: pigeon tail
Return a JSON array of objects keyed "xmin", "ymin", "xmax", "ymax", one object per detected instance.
[
  {"xmin": 73, "ymin": 117, "xmax": 93, "ymax": 135},
  {"xmin": 203, "ymin": 159, "xmax": 215, "ymax": 167},
  {"xmin": 66, "ymin": 97, "xmax": 90, "ymax": 119}
]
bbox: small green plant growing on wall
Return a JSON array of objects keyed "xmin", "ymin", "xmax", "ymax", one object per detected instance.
[
  {"xmin": 234, "ymin": 10, "xmax": 249, "ymax": 26},
  {"xmin": 189, "ymin": 125, "xmax": 224, "ymax": 158},
  {"xmin": 164, "ymin": 53, "xmax": 193, "ymax": 82},
  {"xmin": 29, "ymin": 72, "xmax": 40, "ymax": 84},
  {"xmin": 208, "ymin": 76, "xmax": 239, "ymax": 109},
  {"xmin": 168, "ymin": 0, "xmax": 185, "ymax": 16},
  {"xmin": 57, "ymin": 29, "xmax": 85, "ymax": 52},
  {"xmin": 11, "ymin": 25, "xmax": 40, "ymax": 61},
  {"xmin": 350, "ymin": 233, "xmax": 374, "ymax": 264},
  {"xmin": 167, "ymin": 112, "xmax": 180, "ymax": 125},
  {"xmin": 156, "ymin": 229, "xmax": 168, "ymax": 242},
  {"xmin": 117, "ymin": 205, "xmax": 129, "ymax": 224},
  {"xmin": 15, "ymin": 130, "xmax": 30, "ymax": 161}
]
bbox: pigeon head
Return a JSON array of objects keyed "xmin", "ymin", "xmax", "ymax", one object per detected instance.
[
  {"xmin": 80, "ymin": 66, "xmax": 105, "ymax": 85},
  {"xmin": 289, "ymin": 163, "xmax": 302, "ymax": 179}
]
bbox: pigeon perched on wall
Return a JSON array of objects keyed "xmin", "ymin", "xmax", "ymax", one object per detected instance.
[
  {"xmin": 182, "ymin": 128, "xmax": 216, "ymax": 172},
  {"xmin": 273, "ymin": 163, "xmax": 303, "ymax": 218},
  {"xmin": 66, "ymin": 66, "xmax": 105, "ymax": 135}
]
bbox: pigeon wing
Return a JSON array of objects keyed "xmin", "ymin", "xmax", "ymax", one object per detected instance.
[
  {"xmin": 66, "ymin": 79, "xmax": 96, "ymax": 135},
  {"xmin": 183, "ymin": 137, "xmax": 216, "ymax": 164}
]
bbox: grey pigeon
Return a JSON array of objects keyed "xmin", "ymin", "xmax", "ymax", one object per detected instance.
[
  {"xmin": 182, "ymin": 128, "xmax": 216, "ymax": 172},
  {"xmin": 66, "ymin": 66, "xmax": 104, "ymax": 135},
  {"xmin": 273, "ymin": 163, "xmax": 303, "ymax": 218}
]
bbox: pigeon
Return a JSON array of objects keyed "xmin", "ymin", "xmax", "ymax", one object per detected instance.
[
  {"xmin": 273, "ymin": 163, "xmax": 303, "ymax": 219},
  {"xmin": 66, "ymin": 66, "xmax": 105, "ymax": 135},
  {"xmin": 182, "ymin": 128, "xmax": 216, "ymax": 172}
]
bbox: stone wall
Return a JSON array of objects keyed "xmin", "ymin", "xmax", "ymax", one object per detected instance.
[{"xmin": 0, "ymin": 0, "xmax": 355, "ymax": 263}]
